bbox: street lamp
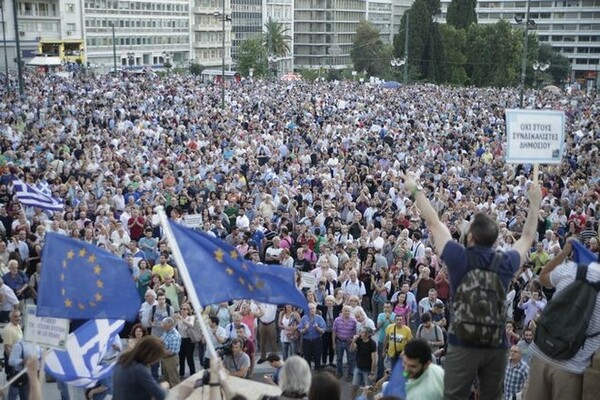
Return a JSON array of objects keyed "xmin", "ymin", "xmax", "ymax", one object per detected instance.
[
  {"xmin": 517, "ymin": 0, "xmax": 538, "ymax": 108},
  {"xmin": 532, "ymin": 60, "xmax": 550, "ymax": 88},
  {"xmin": 162, "ymin": 51, "xmax": 172, "ymax": 72},
  {"xmin": 127, "ymin": 52, "xmax": 134, "ymax": 68},
  {"xmin": 268, "ymin": 55, "xmax": 279, "ymax": 79},
  {"xmin": 213, "ymin": 6, "xmax": 231, "ymax": 110}
]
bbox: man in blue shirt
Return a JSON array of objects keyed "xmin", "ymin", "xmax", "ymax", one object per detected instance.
[
  {"xmin": 298, "ymin": 303, "xmax": 326, "ymax": 370},
  {"xmin": 160, "ymin": 317, "xmax": 181, "ymax": 388},
  {"xmin": 403, "ymin": 173, "xmax": 541, "ymax": 400}
]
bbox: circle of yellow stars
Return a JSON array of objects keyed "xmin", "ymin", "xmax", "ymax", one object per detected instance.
[
  {"xmin": 61, "ymin": 248, "xmax": 105, "ymax": 311},
  {"xmin": 213, "ymin": 248, "xmax": 265, "ymax": 292}
]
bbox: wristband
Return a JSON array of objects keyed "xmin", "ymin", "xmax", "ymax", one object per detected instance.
[{"xmin": 410, "ymin": 185, "xmax": 423, "ymax": 198}]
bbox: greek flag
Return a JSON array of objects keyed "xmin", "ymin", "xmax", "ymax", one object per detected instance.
[
  {"xmin": 12, "ymin": 178, "xmax": 64, "ymax": 211},
  {"xmin": 45, "ymin": 319, "xmax": 125, "ymax": 388}
]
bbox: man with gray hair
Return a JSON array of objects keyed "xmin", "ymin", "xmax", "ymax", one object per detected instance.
[
  {"xmin": 160, "ymin": 317, "xmax": 181, "ymax": 387},
  {"xmin": 277, "ymin": 355, "xmax": 312, "ymax": 399},
  {"xmin": 0, "ymin": 277, "xmax": 19, "ymax": 322}
]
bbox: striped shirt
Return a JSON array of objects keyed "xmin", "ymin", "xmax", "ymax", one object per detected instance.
[
  {"xmin": 332, "ymin": 316, "xmax": 357, "ymax": 341},
  {"xmin": 530, "ymin": 261, "xmax": 600, "ymax": 374}
]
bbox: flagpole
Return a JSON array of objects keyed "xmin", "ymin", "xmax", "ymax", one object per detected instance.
[
  {"xmin": 0, "ymin": 349, "xmax": 51, "ymax": 391},
  {"xmin": 156, "ymin": 207, "xmax": 218, "ymax": 361}
]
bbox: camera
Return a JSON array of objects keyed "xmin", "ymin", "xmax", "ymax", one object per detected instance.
[{"xmin": 216, "ymin": 341, "xmax": 233, "ymax": 357}]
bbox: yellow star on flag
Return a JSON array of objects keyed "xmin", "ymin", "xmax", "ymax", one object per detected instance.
[
  {"xmin": 214, "ymin": 249, "xmax": 224, "ymax": 263},
  {"xmin": 78, "ymin": 303, "xmax": 86, "ymax": 310},
  {"xmin": 248, "ymin": 284, "xmax": 254, "ymax": 292},
  {"xmin": 88, "ymin": 254, "xmax": 96, "ymax": 263},
  {"xmin": 60, "ymin": 273, "xmax": 65, "ymax": 281},
  {"xmin": 225, "ymin": 267, "xmax": 234, "ymax": 275},
  {"xmin": 61, "ymin": 288, "xmax": 66, "ymax": 296},
  {"xmin": 89, "ymin": 301, "xmax": 97, "ymax": 308},
  {"xmin": 230, "ymin": 250, "xmax": 238, "ymax": 260},
  {"xmin": 64, "ymin": 299, "xmax": 73, "ymax": 308},
  {"xmin": 256, "ymin": 280, "xmax": 265, "ymax": 289},
  {"xmin": 95, "ymin": 293, "xmax": 103, "ymax": 302},
  {"xmin": 241, "ymin": 263, "xmax": 249, "ymax": 271},
  {"xmin": 96, "ymin": 279, "xmax": 104, "ymax": 289},
  {"xmin": 79, "ymin": 249, "xmax": 87, "ymax": 257},
  {"xmin": 94, "ymin": 265, "xmax": 102, "ymax": 275},
  {"xmin": 62, "ymin": 261, "xmax": 67, "ymax": 268},
  {"xmin": 239, "ymin": 277, "xmax": 245, "ymax": 285},
  {"xmin": 67, "ymin": 250, "xmax": 75, "ymax": 259}
]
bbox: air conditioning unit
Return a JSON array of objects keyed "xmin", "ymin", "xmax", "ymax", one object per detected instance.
[
  {"xmin": 19, "ymin": 31, "xmax": 25, "ymax": 36},
  {"xmin": 67, "ymin": 30, "xmax": 72, "ymax": 35}
]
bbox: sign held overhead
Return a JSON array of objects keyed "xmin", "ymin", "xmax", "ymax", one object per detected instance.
[{"xmin": 505, "ymin": 109, "xmax": 565, "ymax": 164}]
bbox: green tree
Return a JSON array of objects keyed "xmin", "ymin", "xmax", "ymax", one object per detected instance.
[
  {"xmin": 237, "ymin": 37, "xmax": 268, "ymax": 77},
  {"xmin": 465, "ymin": 21, "xmax": 521, "ymax": 87},
  {"xmin": 351, "ymin": 21, "xmax": 388, "ymax": 76},
  {"xmin": 538, "ymin": 44, "xmax": 570, "ymax": 85},
  {"xmin": 438, "ymin": 24, "xmax": 468, "ymax": 85},
  {"xmin": 446, "ymin": 0, "xmax": 477, "ymax": 29},
  {"xmin": 394, "ymin": 0, "xmax": 432, "ymax": 81},
  {"xmin": 263, "ymin": 18, "xmax": 291, "ymax": 57},
  {"xmin": 189, "ymin": 63, "xmax": 205, "ymax": 76}
]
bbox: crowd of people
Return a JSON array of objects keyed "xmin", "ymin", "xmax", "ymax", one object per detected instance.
[{"xmin": 0, "ymin": 70, "xmax": 598, "ymax": 400}]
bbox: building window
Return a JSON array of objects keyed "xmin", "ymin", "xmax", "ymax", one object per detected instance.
[{"xmin": 66, "ymin": 3, "xmax": 75, "ymax": 13}]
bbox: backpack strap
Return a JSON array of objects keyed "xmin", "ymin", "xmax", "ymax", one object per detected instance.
[
  {"xmin": 576, "ymin": 264, "xmax": 589, "ymax": 283},
  {"xmin": 466, "ymin": 250, "xmax": 503, "ymax": 273}
]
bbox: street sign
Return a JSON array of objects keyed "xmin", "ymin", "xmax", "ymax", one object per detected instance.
[
  {"xmin": 23, "ymin": 305, "xmax": 69, "ymax": 350},
  {"xmin": 505, "ymin": 109, "xmax": 565, "ymax": 164}
]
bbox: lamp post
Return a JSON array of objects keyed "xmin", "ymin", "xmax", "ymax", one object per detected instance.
[
  {"xmin": 403, "ymin": 11, "xmax": 409, "ymax": 84},
  {"xmin": 213, "ymin": 5, "xmax": 231, "ymax": 109},
  {"xmin": 110, "ymin": 22, "xmax": 117, "ymax": 74},
  {"xmin": 1, "ymin": 0, "xmax": 9, "ymax": 93},
  {"xmin": 518, "ymin": 0, "xmax": 532, "ymax": 108},
  {"xmin": 532, "ymin": 60, "xmax": 550, "ymax": 88},
  {"xmin": 127, "ymin": 51, "xmax": 134, "ymax": 68},
  {"xmin": 11, "ymin": 0, "xmax": 23, "ymax": 95},
  {"xmin": 162, "ymin": 51, "xmax": 172, "ymax": 73},
  {"xmin": 390, "ymin": 57, "xmax": 406, "ymax": 80}
]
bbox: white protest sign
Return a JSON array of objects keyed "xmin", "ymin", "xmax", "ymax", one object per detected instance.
[
  {"xmin": 505, "ymin": 109, "xmax": 565, "ymax": 164},
  {"xmin": 23, "ymin": 305, "xmax": 69, "ymax": 350},
  {"xmin": 300, "ymin": 272, "xmax": 316, "ymax": 290},
  {"xmin": 183, "ymin": 214, "xmax": 203, "ymax": 229}
]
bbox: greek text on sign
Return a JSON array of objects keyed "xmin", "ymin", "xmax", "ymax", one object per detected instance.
[
  {"xmin": 505, "ymin": 109, "xmax": 565, "ymax": 164},
  {"xmin": 24, "ymin": 305, "xmax": 69, "ymax": 349}
]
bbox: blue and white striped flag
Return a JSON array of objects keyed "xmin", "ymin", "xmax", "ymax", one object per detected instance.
[
  {"xmin": 45, "ymin": 319, "xmax": 125, "ymax": 388},
  {"xmin": 12, "ymin": 178, "xmax": 64, "ymax": 211}
]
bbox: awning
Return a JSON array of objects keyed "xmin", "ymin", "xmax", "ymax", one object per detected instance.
[{"xmin": 26, "ymin": 56, "xmax": 62, "ymax": 67}]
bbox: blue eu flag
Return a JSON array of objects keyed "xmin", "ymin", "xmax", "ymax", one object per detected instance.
[
  {"xmin": 169, "ymin": 221, "xmax": 308, "ymax": 311},
  {"xmin": 383, "ymin": 357, "xmax": 407, "ymax": 399},
  {"xmin": 572, "ymin": 240, "xmax": 598, "ymax": 265},
  {"xmin": 37, "ymin": 233, "xmax": 141, "ymax": 321}
]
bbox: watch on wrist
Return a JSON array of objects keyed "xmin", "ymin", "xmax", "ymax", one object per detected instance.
[{"xmin": 410, "ymin": 184, "xmax": 423, "ymax": 198}]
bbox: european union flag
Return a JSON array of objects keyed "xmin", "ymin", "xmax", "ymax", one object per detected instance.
[
  {"xmin": 383, "ymin": 357, "xmax": 407, "ymax": 399},
  {"xmin": 37, "ymin": 233, "xmax": 141, "ymax": 320},
  {"xmin": 572, "ymin": 240, "xmax": 598, "ymax": 265},
  {"xmin": 169, "ymin": 221, "xmax": 308, "ymax": 311}
]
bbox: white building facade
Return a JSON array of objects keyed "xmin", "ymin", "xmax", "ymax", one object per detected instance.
[
  {"xmin": 437, "ymin": 0, "xmax": 600, "ymax": 85},
  {"xmin": 266, "ymin": 0, "xmax": 294, "ymax": 73},
  {"xmin": 83, "ymin": 0, "xmax": 191, "ymax": 72},
  {"xmin": 191, "ymin": 0, "xmax": 233, "ymax": 71}
]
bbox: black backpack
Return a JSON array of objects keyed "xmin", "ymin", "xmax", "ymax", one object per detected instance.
[
  {"xmin": 534, "ymin": 263, "xmax": 600, "ymax": 360},
  {"xmin": 450, "ymin": 251, "xmax": 506, "ymax": 347}
]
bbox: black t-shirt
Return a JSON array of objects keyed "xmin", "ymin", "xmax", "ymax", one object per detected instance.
[{"xmin": 355, "ymin": 338, "xmax": 377, "ymax": 370}]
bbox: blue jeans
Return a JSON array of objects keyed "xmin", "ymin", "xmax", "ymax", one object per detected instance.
[
  {"xmin": 282, "ymin": 341, "xmax": 295, "ymax": 360},
  {"xmin": 335, "ymin": 339, "xmax": 355, "ymax": 377},
  {"xmin": 376, "ymin": 341, "xmax": 385, "ymax": 379}
]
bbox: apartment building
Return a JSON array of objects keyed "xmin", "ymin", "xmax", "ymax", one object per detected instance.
[
  {"xmin": 231, "ymin": 0, "xmax": 264, "ymax": 62},
  {"xmin": 437, "ymin": 0, "xmax": 600, "ymax": 84},
  {"xmin": 294, "ymin": 0, "xmax": 365, "ymax": 70},
  {"xmin": 366, "ymin": 0, "xmax": 392, "ymax": 45},
  {"xmin": 191, "ymin": 0, "xmax": 233, "ymax": 71},
  {"xmin": 266, "ymin": 0, "xmax": 294, "ymax": 73},
  {"xmin": 0, "ymin": 0, "xmax": 84, "ymax": 72},
  {"xmin": 83, "ymin": 0, "xmax": 190, "ymax": 72}
]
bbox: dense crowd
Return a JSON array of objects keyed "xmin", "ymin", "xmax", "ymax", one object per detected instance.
[{"xmin": 0, "ymin": 71, "xmax": 598, "ymax": 399}]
